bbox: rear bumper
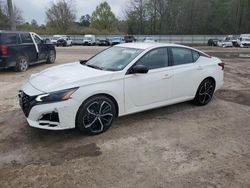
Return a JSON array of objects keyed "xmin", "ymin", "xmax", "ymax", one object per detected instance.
[{"xmin": 0, "ymin": 57, "xmax": 16, "ymax": 69}]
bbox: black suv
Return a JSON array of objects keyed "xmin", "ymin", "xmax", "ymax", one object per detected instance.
[
  {"xmin": 207, "ymin": 39, "xmax": 219, "ymax": 46},
  {"xmin": 0, "ymin": 30, "xmax": 56, "ymax": 72}
]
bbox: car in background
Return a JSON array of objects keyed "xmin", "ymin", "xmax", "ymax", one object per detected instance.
[
  {"xmin": 217, "ymin": 39, "xmax": 233, "ymax": 48},
  {"xmin": 0, "ymin": 30, "xmax": 56, "ymax": 72},
  {"xmin": 111, "ymin": 36, "xmax": 124, "ymax": 45},
  {"xmin": 124, "ymin": 35, "xmax": 136, "ymax": 43},
  {"xmin": 143, "ymin": 37, "xmax": 156, "ymax": 43},
  {"xmin": 237, "ymin": 37, "xmax": 250, "ymax": 48},
  {"xmin": 207, "ymin": 39, "xmax": 219, "ymax": 46},
  {"xmin": 51, "ymin": 35, "xmax": 66, "ymax": 44},
  {"xmin": 51, "ymin": 35, "xmax": 72, "ymax": 46},
  {"xmin": 83, "ymin": 35, "xmax": 96, "ymax": 46},
  {"xmin": 96, "ymin": 37, "xmax": 110, "ymax": 46},
  {"xmin": 240, "ymin": 34, "xmax": 250, "ymax": 38},
  {"xmin": 225, "ymin": 35, "xmax": 238, "ymax": 47},
  {"xmin": 19, "ymin": 43, "xmax": 224, "ymax": 135},
  {"xmin": 56, "ymin": 37, "xmax": 73, "ymax": 47}
]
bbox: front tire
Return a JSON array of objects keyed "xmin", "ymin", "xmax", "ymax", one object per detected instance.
[
  {"xmin": 15, "ymin": 55, "xmax": 29, "ymax": 72},
  {"xmin": 76, "ymin": 96, "xmax": 116, "ymax": 135},
  {"xmin": 193, "ymin": 79, "xmax": 215, "ymax": 106}
]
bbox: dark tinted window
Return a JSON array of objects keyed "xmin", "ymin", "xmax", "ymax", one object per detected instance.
[
  {"xmin": 20, "ymin": 33, "xmax": 33, "ymax": 43},
  {"xmin": 0, "ymin": 33, "xmax": 17, "ymax": 44},
  {"xmin": 137, "ymin": 48, "xmax": 168, "ymax": 70},
  {"xmin": 192, "ymin": 50, "xmax": 200, "ymax": 62},
  {"xmin": 33, "ymin": 35, "xmax": 42, "ymax": 44},
  {"xmin": 172, "ymin": 47, "xmax": 193, "ymax": 65}
]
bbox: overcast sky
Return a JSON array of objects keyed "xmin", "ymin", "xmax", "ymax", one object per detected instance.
[{"xmin": 13, "ymin": 0, "xmax": 130, "ymax": 24}]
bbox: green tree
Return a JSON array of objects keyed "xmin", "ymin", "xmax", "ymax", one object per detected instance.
[
  {"xmin": 0, "ymin": 1, "xmax": 24, "ymax": 29},
  {"xmin": 91, "ymin": 2, "xmax": 118, "ymax": 31},
  {"xmin": 46, "ymin": 0, "xmax": 76, "ymax": 33},
  {"xmin": 80, "ymin": 14, "xmax": 91, "ymax": 27},
  {"xmin": 0, "ymin": 8, "xmax": 9, "ymax": 29},
  {"xmin": 124, "ymin": 0, "xmax": 250, "ymax": 35},
  {"xmin": 31, "ymin": 19, "xmax": 38, "ymax": 27}
]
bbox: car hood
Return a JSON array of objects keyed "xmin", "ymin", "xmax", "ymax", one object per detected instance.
[{"xmin": 28, "ymin": 62, "xmax": 114, "ymax": 93}]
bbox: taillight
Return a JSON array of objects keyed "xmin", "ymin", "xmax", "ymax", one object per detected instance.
[
  {"xmin": 218, "ymin": 62, "xmax": 225, "ymax": 70},
  {"xmin": 0, "ymin": 45, "xmax": 8, "ymax": 56}
]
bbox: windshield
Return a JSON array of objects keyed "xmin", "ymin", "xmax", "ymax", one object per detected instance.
[
  {"xmin": 84, "ymin": 37, "xmax": 92, "ymax": 40},
  {"xmin": 85, "ymin": 47, "xmax": 143, "ymax": 71},
  {"xmin": 53, "ymin": 37, "xmax": 60, "ymax": 40},
  {"xmin": 112, "ymin": 37, "xmax": 121, "ymax": 40}
]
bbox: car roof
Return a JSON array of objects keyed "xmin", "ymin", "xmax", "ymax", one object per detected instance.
[
  {"xmin": 116, "ymin": 42, "xmax": 190, "ymax": 50},
  {"xmin": 116, "ymin": 42, "xmax": 211, "ymax": 57},
  {"xmin": 0, "ymin": 30, "xmax": 29, "ymax": 34}
]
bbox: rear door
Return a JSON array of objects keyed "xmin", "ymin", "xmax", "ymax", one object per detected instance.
[
  {"xmin": 20, "ymin": 33, "xmax": 37, "ymax": 62},
  {"xmin": 170, "ymin": 47, "xmax": 203, "ymax": 99}
]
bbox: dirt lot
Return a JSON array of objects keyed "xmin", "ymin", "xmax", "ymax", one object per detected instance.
[{"xmin": 0, "ymin": 46, "xmax": 249, "ymax": 188}]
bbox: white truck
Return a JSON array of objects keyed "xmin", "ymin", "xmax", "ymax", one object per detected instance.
[{"xmin": 83, "ymin": 35, "xmax": 96, "ymax": 46}]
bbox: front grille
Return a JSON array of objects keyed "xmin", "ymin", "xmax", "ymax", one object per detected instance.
[
  {"xmin": 19, "ymin": 91, "xmax": 36, "ymax": 117},
  {"xmin": 39, "ymin": 112, "xmax": 60, "ymax": 127},
  {"xmin": 242, "ymin": 43, "xmax": 250, "ymax": 47}
]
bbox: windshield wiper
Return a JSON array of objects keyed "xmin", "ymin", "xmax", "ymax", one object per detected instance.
[{"xmin": 85, "ymin": 64, "xmax": 103, "ymax": 70}]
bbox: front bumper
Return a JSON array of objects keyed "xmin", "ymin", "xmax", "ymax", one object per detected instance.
[
  {"xmin": 19, "ymin": 84, "xmax": 80, "ymax": 130},
  {"xmin": 241, "ymin": 43, "xmax": 250, "ymax": 48}
]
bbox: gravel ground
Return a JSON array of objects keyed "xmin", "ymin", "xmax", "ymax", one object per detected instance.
[{"xmin": 0, "ymin": 46, "xmax": 249, "ymax": 188}]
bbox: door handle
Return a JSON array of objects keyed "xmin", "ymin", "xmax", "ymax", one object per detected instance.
[
  {"xmin": 163, "ymin": 74, "xmax": 172, "ymax": 79},
  {"xmin": 197, "ymin": 66, "xmax": 203, "ymax": 70}
]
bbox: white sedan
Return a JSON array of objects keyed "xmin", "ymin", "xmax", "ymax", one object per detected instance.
[
  {"xmin": 19, "ymin": 43, "xmax": 224, "ymax": 135},
  {"xmin": 217, "ymin": 40, "xmax": 233, "ymax": 48}
]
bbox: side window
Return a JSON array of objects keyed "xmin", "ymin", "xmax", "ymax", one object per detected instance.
[
  {"xmin": 137, "ymin": 48, "xmax": 168, "ymax": 70},
  {"xmin": 1, "ymin": 33, "xmax": 17, "ymax": 45},
  {"xmin": 192, "ymin": 50, "xmax": 200, "ymax": 62},
  {"xmin": 33, "ymin": 35, "xmax": 42, "ymax": 45},
  {"xmin": 20, "ymin": 33, "xmax": 33, "ymax": 43},
  {"xmin": 172, "ymin": 47, "xmax": 193, "ymax": 66}
]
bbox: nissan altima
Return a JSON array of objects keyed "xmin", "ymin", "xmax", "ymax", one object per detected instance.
[{"xmin": 19, "ymin": 43, "xmax": 224, "ymax": 135}]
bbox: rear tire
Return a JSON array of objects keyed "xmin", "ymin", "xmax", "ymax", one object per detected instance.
[
  {"xmin": 47, "ymin": 49, "xmax": 56, "ymax": 64},
  {"xmin": 76, "ymin": 95, "xmax": 116, "ymax": 135},
  {"xmin": 15, "ymin": 55, "xmax": 29, "ymax": 72},
  {"xmin": 192, "ymin": 78, "xmax": 215, "ymax": 106}
]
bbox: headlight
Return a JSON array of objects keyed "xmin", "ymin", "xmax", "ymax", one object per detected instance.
[{"xmin": 35, "ymin": 88, "xmax": 78, "ymax": 103}]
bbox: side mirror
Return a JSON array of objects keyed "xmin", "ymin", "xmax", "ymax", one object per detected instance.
[
  {"xmin": 80, "ymin": 60, "xmax": 88, "ymax": 64},
  {"xmin": 130, "ymin": 64, "xmax": 149, "ymax": 74}
]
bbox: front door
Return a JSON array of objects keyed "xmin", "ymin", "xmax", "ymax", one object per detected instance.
[
  {"xmin": 124, "ymin": 47, "xmax": 174, "ymax": 112},
  {"xmin": 32, "ymin": 33, "xmax": 48, "ymax": 61}
]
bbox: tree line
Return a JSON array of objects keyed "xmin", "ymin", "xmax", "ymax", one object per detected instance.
[
  {"xmin": 1, "ymin": 0, "xmax": 250, "ymax": 35},
  {"xmin": 126, "ymin": 0, "xmax": 250, "ymax": 35}
]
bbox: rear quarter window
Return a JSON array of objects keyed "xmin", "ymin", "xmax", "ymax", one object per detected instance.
[
  {"xmin": 0, "ymin": 33, "xmax": 17, "ymax": 45},
  {"xmin": 192, "ymin": 50, "xmax": 200, "ymax": 62}
]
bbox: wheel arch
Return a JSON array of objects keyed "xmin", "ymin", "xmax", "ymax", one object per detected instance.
[
  {"xmin": 79, "ymin": 93, "xmax": 119, "ymax": 117},
  {"xmin": 204, "ymin": 76, "xmax": 216, "ymax": 88}
]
